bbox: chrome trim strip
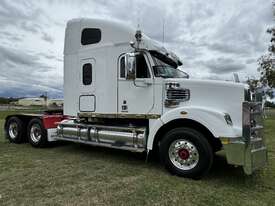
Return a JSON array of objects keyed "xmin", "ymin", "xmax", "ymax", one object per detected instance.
[{"xmin": 78, "ymin": 112, "xmax": 161, "ymax": 119}]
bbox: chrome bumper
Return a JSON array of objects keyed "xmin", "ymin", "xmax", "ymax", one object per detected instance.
[{"xmin": 223, "ymin": 102, "xmax": 267, "ymax": 175}]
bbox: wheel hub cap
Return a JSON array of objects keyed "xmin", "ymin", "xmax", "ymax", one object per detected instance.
[
  {"xmin": 9, "ymin": 122, "xmax": 18, "ymax": 139},
  {"xmin": 178, "ymin": 148, "xmax": 190, "ymax": 160},
  {"xmin": 168, "ymin": 139, "xmax": 199, "ymax": 170},
  {"xmin": 30, "ymin": 124, "xmax": 42, "ymax": 143}
]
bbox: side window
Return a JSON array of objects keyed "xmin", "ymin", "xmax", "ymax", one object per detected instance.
[
  {"xmin": 136, "ymin": 54, "xmax": 150, "ymax": 78},
  {"xmin": 120, "ymin": 56, "xmax": 125, "ymax": 78},
  {"xmin": 81, "ymin": 28, "xmax": 101, "ymax": 45},
  {"xmin": 82, "ymin": 63, "xmax": 92, "ymax": 85}
]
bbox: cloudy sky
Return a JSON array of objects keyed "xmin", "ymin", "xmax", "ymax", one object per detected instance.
[{"xmin": 0, "ymin": 0, "xmax": 274, "ymax": 98}]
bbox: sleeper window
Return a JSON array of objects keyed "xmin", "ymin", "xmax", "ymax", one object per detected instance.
[
  {"xmin": 82, "ymin": 63, "xmax": 92, "ymax": 85},
  {"xmin": 81, "ymin": 28, "xmax": 101, "ymax": 45}
]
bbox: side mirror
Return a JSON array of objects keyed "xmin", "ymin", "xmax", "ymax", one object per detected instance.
[{"xmin": 125, "ymin": 53, "xmax": 136, "ymax": 80}]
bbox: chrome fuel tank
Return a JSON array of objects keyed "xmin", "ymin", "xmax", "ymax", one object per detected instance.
[{"xmin": 57, "ymin": 119, "xmax": 146, "ymax": 152}]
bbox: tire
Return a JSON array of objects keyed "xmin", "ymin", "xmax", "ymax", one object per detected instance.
[
  {"xmin": 159, "ymin": 127, "xmax": 213, "ymax": 179},
  {"xmin": 5, "ymin": 117, "xmax": 26, "ymax": 143},
  {"xmin": 27, "ymin": 118, "xmax": 48, "ymax": 148}
]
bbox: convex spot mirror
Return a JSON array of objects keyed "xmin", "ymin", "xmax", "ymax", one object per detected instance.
[{"xmin": 125, "ymin": 52, "xmax": 138, "ymax": 80}]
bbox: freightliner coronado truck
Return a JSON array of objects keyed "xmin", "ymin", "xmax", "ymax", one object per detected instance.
[{"xmin": 4, "ymin": 19, "xmax": 267, "ymax": 178}]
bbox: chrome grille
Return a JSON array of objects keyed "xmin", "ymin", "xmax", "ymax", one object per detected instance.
[
  {"xmin": 243, "ymin": 102, "xmax": 264, "ymax": 143},
  {"xmin": 244, "ymin": 88, "xmax": 251, "ymax": 102},
  {"xmin": 166, "ymin": 88, "xmax": 190, "ymax": 101}
]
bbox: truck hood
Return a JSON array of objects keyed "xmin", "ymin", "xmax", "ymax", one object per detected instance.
[{"xmin": 163, "ymin": 78, "xmax": 246, "ymax": 132}]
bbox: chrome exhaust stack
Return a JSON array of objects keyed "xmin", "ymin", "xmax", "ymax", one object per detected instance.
[{"xmin": 57, "ymin": 119, "xmax": 146, "ymax": 152}]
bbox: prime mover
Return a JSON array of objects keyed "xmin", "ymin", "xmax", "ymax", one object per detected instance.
[{"xmin": 4, "ymin": 18, "xmax": 268, "ymax": 178}]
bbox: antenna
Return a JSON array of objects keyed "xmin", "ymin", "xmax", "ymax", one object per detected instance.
[
  {"xmin": 134, "ymin": 3, "xmax": 142, "ymax": 50},
  {"xmin": 162, "ymin": 18, "xmax": 165, "ymax": 44},
  {"xmin": 137, "ymin": 16, "xmax": 140, "ymax": 30},
  {"xmin": 136, "ymin": 2, "xmax": 141, "ymax": 31}
]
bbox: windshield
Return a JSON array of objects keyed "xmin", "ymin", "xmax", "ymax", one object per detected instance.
[
  {"xmin": 151, "ymin": 52, "xmax": 189, "ymax": 78},
  {"xmin": 153, "ymin": 66, "xmax": 188, "ymax": 78}
]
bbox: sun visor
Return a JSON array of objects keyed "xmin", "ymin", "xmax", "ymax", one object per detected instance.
[{"xmin": 150, "ymin": 50, "xmax": 182, "ymax": 68}]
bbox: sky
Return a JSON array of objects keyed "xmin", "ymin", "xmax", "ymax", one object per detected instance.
[{"xmin": 0, "ymin": 0, "xmax": 274, "ymax": 98}]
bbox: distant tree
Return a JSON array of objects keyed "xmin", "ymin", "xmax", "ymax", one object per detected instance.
[
  {"xmin": 40, "ymin": 93, "xmax": 48, "ymax": 103},
  {"xmin": 0, "ymin": 97, "xmax": 10, "ymax": 104},
  {"xmin": 246, "ymin": 78, "xmax": 259, "ymax": 93},
  {"xmin": 40, "ymin": 94, "xmax": 47, "ymax": 100},
  {"xmin": 40, "ymin": 93, "xmax": 48, "ymax": 108},
  {"xmin": 258, "ymin": 53, "xmax": 275, "ymax": 98},
  {"xmin": 0, "ymin": 97, "xmax": 19, "ymax": 104},
  {"xmin": 257, "ymin": 3, "xmax": 275, "ymax": 98}
]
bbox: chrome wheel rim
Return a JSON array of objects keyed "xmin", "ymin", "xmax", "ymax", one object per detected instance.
[
  {"xmin": 9, "ymin": 122, "xmax": 18, "ymax": 139},
  {"xmin": 30, "ymin": 124, "xmax": 42, "ymax": 143},
  {"xmin": 168, "ymin": 139, "xmax": 199, "ymax": 170}
]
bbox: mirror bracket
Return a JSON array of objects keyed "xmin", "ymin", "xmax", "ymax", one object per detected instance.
[{"xmin": 125, "ymin": 53, "xmax": 137, "ymax": 80}]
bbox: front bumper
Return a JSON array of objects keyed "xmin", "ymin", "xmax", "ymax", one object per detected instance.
[
  {"xmin": 223, "ymin": 139, "xmax": 267, "ymax": 175},
  {"xmin": 223, "ymin": 102, "xmax": 267, "ymax": 175}
]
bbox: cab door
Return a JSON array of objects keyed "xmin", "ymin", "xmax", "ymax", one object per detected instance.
[
  {"xmin": 79, "ymin": 58, "xmax": 96, "ymax": 112},
  {"xmin": 117, "ymin": 53, "xmax": 154, "ymax": 114}
]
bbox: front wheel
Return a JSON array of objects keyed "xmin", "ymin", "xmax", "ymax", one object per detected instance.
[
  {"xmin": 159, "ymin": 127, "xmax": 213, "ymax": 179},
  {"xmin": 27, "ymin": 118, "xmax": 48, "ymax": 148}
]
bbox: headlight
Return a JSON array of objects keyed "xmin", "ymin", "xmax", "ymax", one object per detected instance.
[{"xmin": 224, "ymin": 113, "xmax": 233, "ymax": 126}]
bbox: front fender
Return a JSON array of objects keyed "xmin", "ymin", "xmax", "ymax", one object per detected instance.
[{"xmin": 147, "ymin": 106, "xmax": 242, "ymax": 150}]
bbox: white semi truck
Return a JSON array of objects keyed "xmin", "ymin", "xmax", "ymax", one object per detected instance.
[{"xmin": 4, "ymin": 19, "xmax": 267, "ymax": 178}]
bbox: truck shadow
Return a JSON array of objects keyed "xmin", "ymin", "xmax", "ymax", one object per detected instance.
[
  {"xmin": 204, "ymin": 153, "xmax": 268, "ymax": 191},
  {"xmin": 61, "ymin": 142, "xmax": 261, "ymax": 183},
  {"xmin": 208, "ymin": 153, "xmax": 244, "ymax": 177}
]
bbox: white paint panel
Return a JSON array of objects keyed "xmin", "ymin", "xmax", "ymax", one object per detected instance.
[
  {"xmin": 64, "ymin": 54, "xmax": 79, "ymax": 116},
  {"xmin": 79, "ymin": 95, "xmax": 95, "ymax": 112}
]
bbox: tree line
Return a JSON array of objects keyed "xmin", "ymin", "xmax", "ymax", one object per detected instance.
[{"xmin": 247, "ymin": 2, "xmax": 275, "ymax": 105}]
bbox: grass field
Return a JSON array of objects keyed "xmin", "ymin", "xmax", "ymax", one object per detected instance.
[{"xmin": 0, "ymin": 110, "xmax": 274, "ymax": 206}]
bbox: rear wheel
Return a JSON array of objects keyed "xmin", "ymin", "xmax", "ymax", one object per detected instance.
[
  {"xmin": 27, "ymin": 118, "xmax": 48, "ymax": 148},
  {"xmin": 5, "ymin": 117, "xmax": 26, "ymax": 143},
  {"xmin": 159, "ymin": 127, "xmax": 213, "ymax": 179}
]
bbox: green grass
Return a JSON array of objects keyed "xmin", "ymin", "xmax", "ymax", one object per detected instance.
[{"xmin": 0, "ymin": 110, "xmax": 275, "ymax": 206}]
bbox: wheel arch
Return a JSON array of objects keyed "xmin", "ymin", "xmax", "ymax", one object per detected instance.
[{"xmin": 152, "ymin": 118, "xmax": 222, "ymax": 153}]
